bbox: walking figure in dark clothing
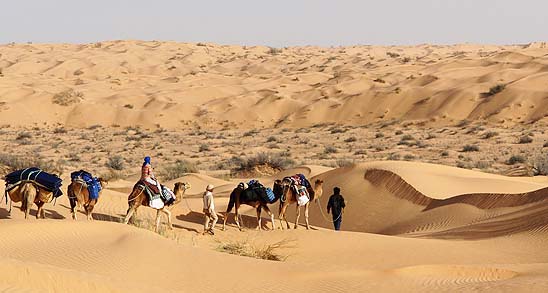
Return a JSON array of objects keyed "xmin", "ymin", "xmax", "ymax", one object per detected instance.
[{"xmin": 327, "ymin": 187, "xmax": 346, "ymax": 231}]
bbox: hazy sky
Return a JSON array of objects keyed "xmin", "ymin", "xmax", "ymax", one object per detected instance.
[{"xmin": 2, "ymin": 0, "xmax": 547, "ymax": 46}]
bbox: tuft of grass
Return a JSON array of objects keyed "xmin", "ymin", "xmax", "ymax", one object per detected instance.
[
  {"xmin": 106, "ymin": 155, "xmax": 125, "ymax": 170},
  {"xmin": 266, "ymin": 136, "xmax": 278, "ymax": 143},
  {"xmin": 15, "ymin": 132, "xmax": 32, "ymax": 140},
  {"xmin": 344, "ymin": 137, "xmax": 357, "ymax": 143},
  {"xmin": 199, "ymin": 144, "xmax": 210, "ymax": 152},
  {"xmin": 462, "ymin": 145, "xmax": 480, "ymax": 152},
  {"xmin": 532, "ymin": 155, "xmax": 548, "ymax": 176},
  {"xmin": 52, "ymin": 89, "xmax": 84, "ymax": 106},
  {"xmin": 324, "ymin": 146, "xmax": 338, "ymax": 154},
  {"xmin": 482, "ymin": 131, "xmax": 499, "ymax": 139},
  {"xmin": 160, "ymin": 160, "xmax": 198, "ymax": 180},
  {"xmin": 485, "ymin": 84, "xmax": 506, "ymax": 97},
  {"xmin": 507, "ymin": 155, "xmax": 526, "ymax": 165},
  {"xmin": 216, "ymin": 239, "xmax": 293, "ymax": 261},
  {"xmin": 518, "ymin": 135, "xmax": 533, "ymax": 144}
]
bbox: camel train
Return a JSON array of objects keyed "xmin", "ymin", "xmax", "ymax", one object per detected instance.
[
  {"xmin": 223, "ymin": 177, "xmax": 324, "ymax": 231},
  {"xmin": 3, "ymin": 166, "xmax": 324, "ymax": 233}
]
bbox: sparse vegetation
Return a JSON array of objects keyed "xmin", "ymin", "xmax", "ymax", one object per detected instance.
[
  {"xmin": 462, "ymin": 145, "xmax": 480, "ymax": 152},
  {"xmin": 532, "ymin": 155, "xmax": 548, "ymax": 176},
  {"xmin": 344, "ymin": 137, "xmax": 357, "ymax": 143},
  {"xmin": 507, "ymin": 155, "xmax": 526, "ymax": 165},
  {"xmin": 160, "ymin": 160, "xmax": 198, "ymax": 180},
  {"xmin": 518, "ymin": 135, "xmax": 533, "ymax": 144},
  {"xmin": 485, "ymin": 84, "xmax": 506, "ymax": 97},
  {"xmin": 106, "ymin": 155, "xmax": 125, "ymax": 170},
  {"xmin": 324, "ymin": 146, "xmax": 338, "ymax": 154},
  {"xmin": 199, "ymin": 144, "xmax": 210, "ymax": 152},
  {"xmin": 231, "ymin": 152, "xmax": 295, "ymax": 175},
  {"xmin": 15, "ymin": 132, "xmax": 31, "ymax": 140},
  {"xmin": 216, "ymin": 239, "xmax": 292, "ymax": 261},
  {"xmin": 52, "ymin": 89, "xmax": 84, "ymax": 106},
  {"xmin": 482, "ymin": 131, "xmax": 499, "ymax": 139}
]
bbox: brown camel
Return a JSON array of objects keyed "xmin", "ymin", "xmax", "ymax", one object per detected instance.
[
  {"xmin": 123, "ymin": 182, "xmax": 191, "ymax": 232},
  {"xmin": 6, "ymin": 182, "xmax": 56, "ymax": 219},
  {"xmin": 273, "ymin": 178, "xmax": 324, "ymax": 230},
  {"xmin": 222, "ymin": 182, "xmax": 283, "ymax": 231},
  {"xmin": 67, "ymin": 178, "xmax": 108, "ymax": 220}
]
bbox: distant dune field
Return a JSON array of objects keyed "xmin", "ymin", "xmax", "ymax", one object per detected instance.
[{"xmin": 0, "ymin": 41, "xmax": 547, "ymax": 129}]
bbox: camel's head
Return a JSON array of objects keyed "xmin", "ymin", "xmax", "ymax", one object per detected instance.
[
  {"xmin": 174, "ymin": 182, "xmax": 191, "ymax": 194},
  {"xmin": 273, "ymin": 179, "xmax": 290, "ymax": 198},
  {"xmin": 97, "ymin": 178, "xmax": 108, "ymax": 189}
]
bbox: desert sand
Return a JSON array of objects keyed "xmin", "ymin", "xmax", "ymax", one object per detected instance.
[{"xmin": 0, "ymin": 41, "xmax": 547, "ymax": 292}]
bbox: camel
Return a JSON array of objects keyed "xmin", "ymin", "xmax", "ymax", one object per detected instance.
[
  {"xmin": 123, "ymin": 182, "xmax": 191, "ymax": 232},
  {"xmin": 273, "ymin": 178, "xmax": 324, "ymax": 230},
  {"xmin": 222, "ymin": 182, "xmax": 283, "ymax": 231},
  {"xmin": 6, "ymin": 182, "xmax": 56, "ymax": 219},
  {"xmin": 67, "ymin": 178, "xmax": 108, "ymax": 220}
]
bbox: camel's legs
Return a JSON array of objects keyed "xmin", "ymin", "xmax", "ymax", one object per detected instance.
[
  {"xmin": 124, "ymin": 205, "xmax": 136, "ymax": 225},
  {"xmin": 263, "ymin": 205, "xmax": 275, "ymax": 230},
  {"xmin": 256, "ymin": 206, "xmax": 262, "ymax": 230},
  {"xmin": 36, "ymin": 202, "xmax": 45, "ymax": 219},
  {"xmin": 294, "ymin": 204, "xmax": 301, "ymax": 229},
  {"xmin": 304, "ymin": 203, "xmax": 310, "ymax": 230},
  {"xmin": 222, "ymin": 212, "xmax": 229, "ymax": 231},
  {"xmin": 163, "ymin": 208, "xmax": 173, "ymax": 230},
  {"xmin": 154, "ymin": 209, "xmax": 162, "ymax": 232},
  {"xmin": 279, "ymin": 202, "xmax": 290, "ymax": 230},
  {"xmin": 234, "ymin": 204, "xmax": 242, "ymax": 231},
  {"xmin": 86, "ymin": 203, "xmax": 95, "ymax": 221}
]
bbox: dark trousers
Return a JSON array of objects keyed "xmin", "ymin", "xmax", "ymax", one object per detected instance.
[{"xmin": 333, "ymin": 213, "xmax": 342, "ymax": 231}]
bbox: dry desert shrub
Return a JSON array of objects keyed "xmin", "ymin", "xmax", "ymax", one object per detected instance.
[
  {"xmin": 228, "ymin": 152, "xmax": 294, "ymax": 175},
  {"xmin": 532, "ymin": 155, "xmax": 548, "ymax": 176},
  {"xmin": 507, "ymin": 155, "xmax": 526, "ymax": 165},
  {"xmin": 52, "ymin": 89, "xmax": 84, "ymax": 106},
  {"xmin": 159, "ymin": 160, "xmax": 198, "ymax": 180},
  {"xmin": 485, "ymin": 84, "xmax": 506, "ymax": 96},
  {"xmin": 518, "ymin": 135, "xmax": 533, "ymax": 144},
  {"xmin": 462, "ymin": 144, "xmax": 480, "ymax": 152},
  {"xmin": 216, "ymin": 238, "xmax": 293, "ymax": 261},
  {"xmin": 0, "ymin": 153, "xmax": 63, "ymax": 175},
  {"xmin": 106, "ymin": 155, "xmax": 125, "ymax": 170}
]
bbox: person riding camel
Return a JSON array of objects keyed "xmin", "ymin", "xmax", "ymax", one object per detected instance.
[{"xmin": 141, "ymin": 156, "xmax": 162, "ymax": 196}]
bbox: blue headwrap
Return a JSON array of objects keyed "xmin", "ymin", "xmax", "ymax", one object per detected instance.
[{"xmin": 143, "ymin": 156, "xmax": 151, "ymax": 167}]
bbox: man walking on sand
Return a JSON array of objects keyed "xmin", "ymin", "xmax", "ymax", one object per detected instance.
[
  {"xmin": 327, "ymin": 187, "xmax": 346, "ymax": 231},
  {"xmin": 203, "ymin": 184, "xmax": 218, "ymax": 235}
]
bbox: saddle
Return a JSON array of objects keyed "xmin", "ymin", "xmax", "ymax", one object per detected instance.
[{"xmin": 135, "ymin": 180, "xmax": 175, "ymax": 207}]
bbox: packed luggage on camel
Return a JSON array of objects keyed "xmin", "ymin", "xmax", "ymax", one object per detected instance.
[
  {"xmin": 67, "ymin": 170, "xmax": 107, "ymax": 220},
  {"xmin": 273, "ymin": 174, "xmax": 324, "ymax": 230},
  {"xmin": 3, "ymin": 167, "xmax": 63, "ymax": 219},
  {"xmin": 223, "ymin": 179, "xmax": 281, "ymax": 231},
  {"xmin": 123, "ymin": 156, "xmax": 191, "ymax": 232}
]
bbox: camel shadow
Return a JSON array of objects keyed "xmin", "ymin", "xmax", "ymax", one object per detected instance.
[
  {"xmin": 92, "ymin": 213, "xmax": 124, "ymax": 223},
  {"xmin": 177, "ymin": 211, "xmax": 274, "ymax": 230},
  {"xmin": 0, "ymin": 207, "xmax": 11, "ymax": 219}
]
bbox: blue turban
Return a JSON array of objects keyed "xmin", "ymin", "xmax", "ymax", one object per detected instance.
[{"xmin": 143, "ymin": 156, "xmax": 151, "ymax": 167}]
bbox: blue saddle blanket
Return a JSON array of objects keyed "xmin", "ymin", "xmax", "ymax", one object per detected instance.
[
  {"xmin": 5, "ymin": 167, "xmax": 63, "ymax": 198},
  {"xmin": 71, "ymin": 170, "xmax": 101, "ymax": 200}
]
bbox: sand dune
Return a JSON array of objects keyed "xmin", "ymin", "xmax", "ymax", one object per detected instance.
[
  {"xmin": 1, "ymin": 41, "xmax": 548, "ymax": 129},
  {"xmin": 3, "ymin": 161, "xmax": 547, "ymax": 291}
]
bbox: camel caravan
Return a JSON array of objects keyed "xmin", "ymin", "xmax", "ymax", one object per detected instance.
[{"xmin": 2, "ymin": 157, "xmax": 326, "ymax": 233}]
